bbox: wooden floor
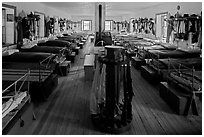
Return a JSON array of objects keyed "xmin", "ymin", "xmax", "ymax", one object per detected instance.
[{"xmin": 23, "ymin": 37, "xmax": 202, "ymax": 135}]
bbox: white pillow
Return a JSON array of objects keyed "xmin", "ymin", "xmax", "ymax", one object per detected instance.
[
  {"xmin": 21, "ymin": 42, "xmax": 37, "ymax": 49},
  {"xmin": 2, "ymin": 49, "xmax": 19, "ymax": 56}
]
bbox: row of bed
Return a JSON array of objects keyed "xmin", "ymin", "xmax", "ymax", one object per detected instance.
[
  {"xmin": 2, "ymin": 32, "xmax": 89, "ymax": 134},
  {"xmin": 113, "ymin": 33, "xmax": 202, "ymax": 115}
]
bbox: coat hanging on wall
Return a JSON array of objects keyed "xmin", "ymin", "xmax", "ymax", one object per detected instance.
[
  {"xmin": 47, "ymin": 17, "xmax": 55, "ymax": 35},
  {"xmin": 45, "ymin": 16, "xmax": 49, "ymax": 37},
  {"xmin": 16, "ymin": 10, "xmax": 27, "ymax": 48},
  {"xmin": 59, "ymin": 18, "xmax": 66, "ymax": 31},
  {"xmin": 166, "ymin": 16, "xmax": 174, "ymax": 43}
]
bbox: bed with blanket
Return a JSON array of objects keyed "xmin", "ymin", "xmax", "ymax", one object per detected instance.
[
  {"xmin": 37, "ymin": 39, "xmax": 71, "ymax": 48},
  {"xmin": 37, "ymin": 39, "xmax": 77, "ymax": 61},
  {"xmin": 148, "ymin": 57, "xmax": 202, "ymax": 81},
  {"xmin": 2, "ymin": 51, "xmax": 58, "ymax": 101},
  {"xmin": 19, "ymin": 44, "xmax": 71, "ymax": 60},
  {"xmin": 131, "ymin": 41, "xmax": 176, "ymax": 58},
  {"xmin": 3, "ymin": 52, "xmax": 56, "ymax": 69},
  {"xmin": 19, "ymin": 45, "xmax": 68, "ymax": 54},
  {"xmin": 144, "ymin": 49, "xmax": 201, "ymax": 59}
]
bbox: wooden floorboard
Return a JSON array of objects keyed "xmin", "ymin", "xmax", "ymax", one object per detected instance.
[
  {"xmin": 23, "ymin": 37, "xmax": 202, "ymax": 135},
  {"xmin": 131, "ymin": 64, "xmax": 202, "ymax": 135}
]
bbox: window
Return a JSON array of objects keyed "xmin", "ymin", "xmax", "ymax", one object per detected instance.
[
  {"xmin": 82, "ymin": 20, "xmax": 91, "ymax": 31},
  {"xmin": 105, "ymin": 20, "xmax": 112, "ymax": 31},
  {"xmin": 7, "ymin": 14, "xmax": 14, "ymax": 22}
]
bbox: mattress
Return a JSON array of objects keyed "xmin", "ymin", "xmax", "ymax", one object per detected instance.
[
  {"xmin": 2, "ymin": 52, "xmax": 55, "ymax": 63},
  {"xmin": 148, "ymin": 49, "xmax": 200, "ymax": 59},
  {"xmin": 37, "ymin": 39, "xmax": 71, "ymax": 47},
  {"xmin": 20, "ymin": 46, "xmax": 64, "ymax": 53}
]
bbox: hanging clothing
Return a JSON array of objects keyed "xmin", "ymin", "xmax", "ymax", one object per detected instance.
[
  {"xmin": 166, "ymin": 19, "xmax": 174, "ymax": 43},
  {"xmin": 197, "ymin": 27, "xmax": 202, "ymax": 48},
  {"xmin": 178, "ymin": 21, "xmax": 185, "ymax": 34},
  {"xmin": 152, "ymin": 23, "xmax": 155, "ymax": 35},
  {"xmin": 197, "ymin": 18, "xmax": 202, "ymax": 49},
  {"xmin": 90, "ymin": 61, "xmax": 106, "ymax": 115},
  {"xmin": 22, "ymin": 18, "xmax": 30, "ymax": 39},
  {"xmin": 183, "ymin": 20, "xmax": 189, "ymax": 40},
  {"xmin": 17, "ymin": 19, "xmax": 24, "ymax": 49}
]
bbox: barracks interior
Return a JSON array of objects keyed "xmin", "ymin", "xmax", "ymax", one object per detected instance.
[{"xmin": 1, "ymin": 1, "xmax": 203, "ymax": 135}]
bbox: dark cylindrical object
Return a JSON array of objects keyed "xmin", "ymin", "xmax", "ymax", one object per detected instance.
[
  {"xmin": 92, "ymin": 46, "xmax": 133, "ymax": 133},
  {"xmin": 99, "ymin": 4, "xmax": 102, "ymax": 40},
  {"xmin": 105, "ymin": 46, "xmax": 123, "ymax": 127}
]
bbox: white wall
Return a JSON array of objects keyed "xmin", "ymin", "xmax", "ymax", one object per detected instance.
[{"xmin": 3, "ymin": 2, "xmax": 71, "ymax": 19}]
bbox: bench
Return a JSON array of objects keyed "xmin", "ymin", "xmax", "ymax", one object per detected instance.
[
  {"xmin": 141, "ymin": 65, "xmax": 159, "ymax": 83},
  {"xmin": 131, "ymin": 57, "xmax": 146, "ymax": 69},
  {"xmin": 84, "ymin": 54, "xmax": 95, "ymax": 81},
  {"xmin": 57, "ymin": 61, "xmax": 71, "ymax": 76},
  {"xmin": 159, "ymin": 82, "xmax": 200, "ymax": 115}
]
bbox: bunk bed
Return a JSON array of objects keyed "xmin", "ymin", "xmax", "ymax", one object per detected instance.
[
  {"xmin": 139, "ymin": 46, "xmax": 201, "ymax": 73},
  {"xmin": 2, "ymin": 51, "xmax": 58, "ymax": 101},
  {"xmin": 2, "ymin": 71, "xmax": 35, "ymax": 135},
  {"xmin": 147, "ymin": 57, "xmax": 202, "ymax": 81},
  {"xmin": 145, "ymin": 48, "xmax": 201, "ymax": 59},
  {"xmin": 159, "ymin": 66, "xmax": 202, "ymax": 115}
]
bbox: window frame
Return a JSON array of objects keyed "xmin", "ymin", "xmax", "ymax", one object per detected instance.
[
  {"xmin": 105, "ymin": 20, "xmax": 112, "ymax": 31},
  {"xmin": 82, "ymin": 20, "xmax": 92, "ymax": 31}
]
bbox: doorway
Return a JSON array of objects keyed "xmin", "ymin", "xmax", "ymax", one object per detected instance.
[
  {"xmin": 34, "ymin": 11, "xmax": 45, "ymax": 38},
  {"xmin": 155, "ymin": 12, "xmax": 168, "ymax": 42},
  {"xmin": 2, "ymin": 4, "xmax": 16, "ymax": 46}
]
